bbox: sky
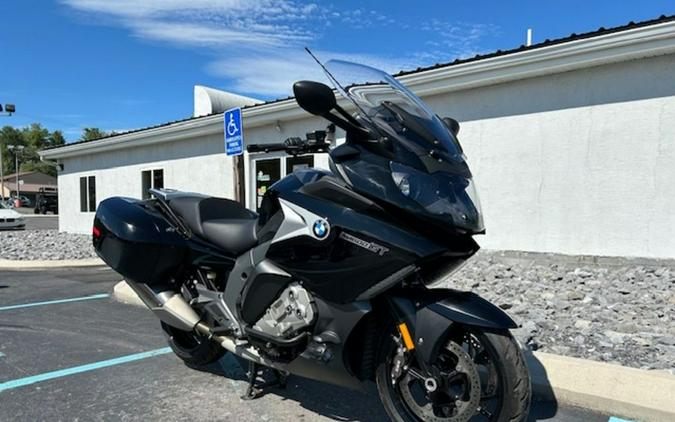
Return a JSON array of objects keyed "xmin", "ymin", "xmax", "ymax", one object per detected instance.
[{"xmin": 1, "ymin": 0, "xmax": 674, "ymax": 141}]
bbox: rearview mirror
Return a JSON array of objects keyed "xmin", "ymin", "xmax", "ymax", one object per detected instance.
[
  {"xmin": 293, "ymin": 81, "xmax": 336, "ymax": 116},
  {"xmin": 442, "ymin": 117, "xmax": 460, "ymax": 137}
]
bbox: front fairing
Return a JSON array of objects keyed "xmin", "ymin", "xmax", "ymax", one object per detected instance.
[{"xmin": 324, "ymin": 60, "xmax": 484, "ymax": 234}]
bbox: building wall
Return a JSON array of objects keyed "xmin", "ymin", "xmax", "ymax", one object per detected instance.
[
  {"xmin": 424, "ymin": 54, "xmax": 675, "ymax": 258},
  {"xmin": 58, "ymin": 132, "xmax": 237, "ymax": 233},
  {"xmin": 57, "ymin": 53, "xmax": 675, "ymax": 259}
]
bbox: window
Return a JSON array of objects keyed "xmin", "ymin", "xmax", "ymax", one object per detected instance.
[
  {"xmin": 80, "ymin": 176, "xmax": 96, "ymax": 212},
  {"xmin": 142, "ymin": 169, "xmax": 164, "ymax": 199},
  {"xmin": 252, "ymin": 155, "xmax": 315, "ymax": 211}
]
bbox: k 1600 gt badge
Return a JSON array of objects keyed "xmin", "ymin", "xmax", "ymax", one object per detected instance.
[
  {"xmin": 339, "ymin": 232, "xmax": 390, "ymax": 256},
  {"xmin": 312, "ymin": 219, "xmax": 330, "ymax": 239}
]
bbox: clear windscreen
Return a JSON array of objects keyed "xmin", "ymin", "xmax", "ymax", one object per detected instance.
[{"xmin": 324, "ymin": 60, "xmax": 464, "ymax": 164}]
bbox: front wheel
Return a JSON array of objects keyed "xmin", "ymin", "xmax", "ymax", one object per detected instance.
[
  {"xmin": 160, "ymin": 321, "xmax": 226, "ymax": 366},
  {"xmin": 376, "ymin": 326, "xmax": 530, "ymax": 422}
]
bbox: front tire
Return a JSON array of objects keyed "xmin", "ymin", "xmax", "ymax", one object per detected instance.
[
  {"xmin": 160, "ymin": 321, "xmax": 226, "ymax": 366},
  {"xmin": 376, "ymin": 326, "xmax": 530, "ymax": 422}
]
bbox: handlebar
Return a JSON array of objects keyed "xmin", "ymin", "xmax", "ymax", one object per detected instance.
[
  {"xmin": 246, "ymin": 127, "xmax": 334, "ymax": 156},
  {"xmin": 246, "ymin": 143, "xmax": 287, "ymax": 153}
]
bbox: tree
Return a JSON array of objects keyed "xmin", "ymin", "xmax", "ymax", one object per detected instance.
[
  {"xmin": 49, "ymin": 130, "xmax": 66, "ymax": 147},
  {"xmin": 0, "ymin": 124, "xmax": 65, "ymax": 177},
  {"xmin": 0, "ymin": 126, "xmax": 24, "ymax": 176},
  {"xmin": 81, "ymin": 127, "xmax": 109, "ymax": 141}
]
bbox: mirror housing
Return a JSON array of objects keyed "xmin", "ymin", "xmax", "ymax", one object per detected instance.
[
  {"xmin": 442, "ymin": 117, "xmax": 460, "ymax": 137},
  {"xmin": 293, "ymin": 81, "xmax": 336, "ymax": 116}
]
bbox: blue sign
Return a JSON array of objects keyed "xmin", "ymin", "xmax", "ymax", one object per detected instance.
[{"xmin": 224, "ymin": 107, "xmax": 243, "ymax": 156}]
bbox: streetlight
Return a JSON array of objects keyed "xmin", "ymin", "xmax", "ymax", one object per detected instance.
[
  {"xmin": 0, "ymin": 104, "xmax": 16, "ymax": 116},
  {"xmin": 0, "ymin": 103, "xmax": 16, "ymax": 201},
  {"xmin": 7, "ymin": 145, "xmax": 25, "ymax": 205}
]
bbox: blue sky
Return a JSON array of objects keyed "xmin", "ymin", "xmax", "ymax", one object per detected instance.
[{"xmin": 1, "ymin": 1, "xmax": 674, "ymax": 141}]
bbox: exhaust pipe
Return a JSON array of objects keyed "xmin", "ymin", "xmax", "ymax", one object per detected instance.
[
  {"xmin": 126, "ymin": 280, "xmax": 281, "ymax": 369},
  {"xmin": 194, "ymin": 322, "xmax": 281, "ymax": 369},
  {"xmin": 124, "ymin": 280, "xmax": 200, "ymax": 331}
]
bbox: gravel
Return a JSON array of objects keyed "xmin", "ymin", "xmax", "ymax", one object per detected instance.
[
  {"xmin": 1, "ymin": 228, "xmax": 673, "ymax": 371},
  {"xmin": 0, "ymin": 229, "xmax": 96, "ymax": 260},
  {"xmin": 442, "ymin": 250, "xmax": 675, "ymax": 372}
]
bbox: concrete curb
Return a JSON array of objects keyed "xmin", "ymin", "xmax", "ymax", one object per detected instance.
[
  {"xmin": 111, "ymin": 280, "xmax": 674, "ymax": 421},
  {"xmin": 528, "ymin": 351, "xmax": 674, "ymax": 422},
  {"xmin": 0, "ymin": 258, "xmax": 105, "ymax": 269}
]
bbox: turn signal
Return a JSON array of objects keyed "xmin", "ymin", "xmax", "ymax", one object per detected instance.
[{"xmin": 397, "ymin": 322, "xmax": 415, "ymax": 351}]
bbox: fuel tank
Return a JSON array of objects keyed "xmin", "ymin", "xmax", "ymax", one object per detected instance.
[
  {"xmin": 259, "ymin": 169, "xmax": 448, "ymax": 303},
  {"xmin": 93, "ymin": 197, "xmax": 189, "ymax": 285}
]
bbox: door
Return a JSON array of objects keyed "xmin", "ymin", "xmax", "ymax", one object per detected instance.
[{"xmin": 255, "ymin": 158, "xmax": 281, "ymax": 211}]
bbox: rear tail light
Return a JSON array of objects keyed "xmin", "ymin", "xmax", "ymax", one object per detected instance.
[{"xmin": 92, "ymin": 225, "xmax": 101, "ymax": 238}]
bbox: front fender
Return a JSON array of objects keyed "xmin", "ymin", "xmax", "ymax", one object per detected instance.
[{"xmin": 388, "ymin": 288, "xmax": 517, "ymax": 367}]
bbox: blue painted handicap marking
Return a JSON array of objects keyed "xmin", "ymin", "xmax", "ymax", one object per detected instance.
[
  {"xmin": 0, "ymin": 347, "xmax": 172, "ymax": 392},
  {"xmin": 224, "ymin": 107, "xmax": 243, "ymax": 156},
  {"xmin": 608, "ymin": 417, "xmax": 635, "ymax": 422},
  {"xmin": 0, "ymin": 293, "xmax": 109, "ymax": 311}
]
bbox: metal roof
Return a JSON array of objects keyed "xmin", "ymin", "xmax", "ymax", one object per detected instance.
[{"xmin": 44, "ymin": 13, "xmax": 675, "ymax": 152}]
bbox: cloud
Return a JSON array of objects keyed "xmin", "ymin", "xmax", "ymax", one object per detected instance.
[
  {"xmin": 206, "ymin": 50, "xmax": 420, "ymax": 97},
  {"xmin": 60, "ymin": 1, "xmax": 498, "ymax": 96}
]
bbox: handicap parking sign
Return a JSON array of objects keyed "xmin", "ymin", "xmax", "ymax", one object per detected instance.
[{"xmin": 224, "ymin": 107, "xmax": 243, "ymax": 156}]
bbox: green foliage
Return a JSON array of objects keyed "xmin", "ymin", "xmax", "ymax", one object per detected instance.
[
  {"xmin": 0, "ymin": 123, "xmax": 65, "ymax": 177},
  {"xmin": 81, "ymin": 127, "xmax": 109, "ymax": 141}
]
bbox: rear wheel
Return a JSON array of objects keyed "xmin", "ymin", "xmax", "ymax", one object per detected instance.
[
  {"xmin": 376, "ymin": 325, "xmax": 530, "ymax": 422},
  {"xmin": 160, "ymin": 321, "xmax": 226, "ymax": 366}
]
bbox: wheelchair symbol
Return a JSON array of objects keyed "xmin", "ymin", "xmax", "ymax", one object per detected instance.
[{"xmin": 227, "ymin": 113, "xmax": 239, "ymax": 136}]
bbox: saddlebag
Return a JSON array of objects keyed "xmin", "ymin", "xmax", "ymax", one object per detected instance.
[{"xmin": 93, "ymin": 197, "xmax": 188, "ymax": 285}]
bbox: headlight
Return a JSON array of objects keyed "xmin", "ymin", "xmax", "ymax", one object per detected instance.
[{"xmin": 392, "ymin": 172, "xmax": 411, "ymax": 196}]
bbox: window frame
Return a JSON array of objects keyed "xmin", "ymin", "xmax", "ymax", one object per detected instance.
[
  {"xmin": 79, "ymin": 175, "xmax": 97, "ymax": 212},
  {"xmin": 142, "ymin": 168, "xmax": 165, "ymax": 199}
]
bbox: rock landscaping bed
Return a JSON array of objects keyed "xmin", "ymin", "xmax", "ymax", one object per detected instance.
[
  {"xmin": 0, "ymin": 229, "xmax": 96, "ymax": 260},
  {"xmin": 1, "ymin": 227, "xmax": 672, "ymax": 372},
  {"xmin": 443, "ymin": 250, "xmax": 675, "ymax": 372}
]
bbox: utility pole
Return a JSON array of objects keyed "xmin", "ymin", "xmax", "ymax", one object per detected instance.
[
  {"xmin": 1, "ymin": 103, "xmax": 17, "ymax": 201},
  {"xmin": 7, "ymin": 145, "xmax": 24, "ymax": 204},
  {"xmin": 0, "ymin": 146, "xmax": 4, "ymax": 201}
]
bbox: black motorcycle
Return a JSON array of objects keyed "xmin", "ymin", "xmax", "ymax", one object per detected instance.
[{"xmin": 93, "ymin": 58, "xmax": 530, "ymax": 421}]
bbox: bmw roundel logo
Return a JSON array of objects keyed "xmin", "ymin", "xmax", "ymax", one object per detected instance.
[{"xmin": 312, "ymin": 219, "xmax": 330, "ymax": 239}]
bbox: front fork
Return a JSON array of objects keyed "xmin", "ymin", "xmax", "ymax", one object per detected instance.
[{"xmin": 386, "ymin": 287, "xmax": 518, "ymax": 382}]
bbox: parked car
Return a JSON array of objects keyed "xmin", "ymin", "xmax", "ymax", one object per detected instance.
[
  {"xmin": 34, "ymin": 188, "xmax": 58, "ymax": 214},
  {"xmin": 0, "ymin": 201, "xmax": 25, "ymax": 230},
  {"xmin": 9, "ymin": 195, "xmax": 32, "ymax": 207}
]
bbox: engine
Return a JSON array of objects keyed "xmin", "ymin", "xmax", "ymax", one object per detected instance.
[{"xmin": 254, "ymin": 282, "xmax": 316, "ymax": 338}]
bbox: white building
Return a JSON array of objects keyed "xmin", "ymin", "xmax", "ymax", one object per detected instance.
[{"xmin": 41, "ymin": 16, "xmax": 675, "ymax": 259}]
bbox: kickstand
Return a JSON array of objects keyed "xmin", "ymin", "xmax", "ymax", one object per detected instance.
[{"xmin": 241, "ymin": 361, "xmax": 288, "ymax": 401}]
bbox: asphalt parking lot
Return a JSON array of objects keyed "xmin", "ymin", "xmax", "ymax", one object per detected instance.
[
  {"xmin": 0, "ymin": 267, "xmax": 613, "ymax": 421},
  {"xmin": 23, "ymin": 215, "xmax": 59, "ymax": 231}
]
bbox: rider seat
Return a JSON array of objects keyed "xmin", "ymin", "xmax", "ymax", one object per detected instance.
[{"xmin": 167, "ymin": 195, "xmax": 258, "ymax": 255}]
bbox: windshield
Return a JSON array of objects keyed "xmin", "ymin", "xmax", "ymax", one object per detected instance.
[{"xmin": 324, "ymin": 60, "xmax": 464, "ymax": 167}]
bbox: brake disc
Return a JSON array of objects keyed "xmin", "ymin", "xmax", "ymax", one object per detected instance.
[{"xmin": 399, "ymin": 341, "xmax": 481, "ymax": 422}]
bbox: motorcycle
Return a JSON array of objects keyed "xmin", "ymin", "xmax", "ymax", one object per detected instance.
[{"xmin": 93, "ymin": 58, "xmax": 530, "ymax": 421}]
